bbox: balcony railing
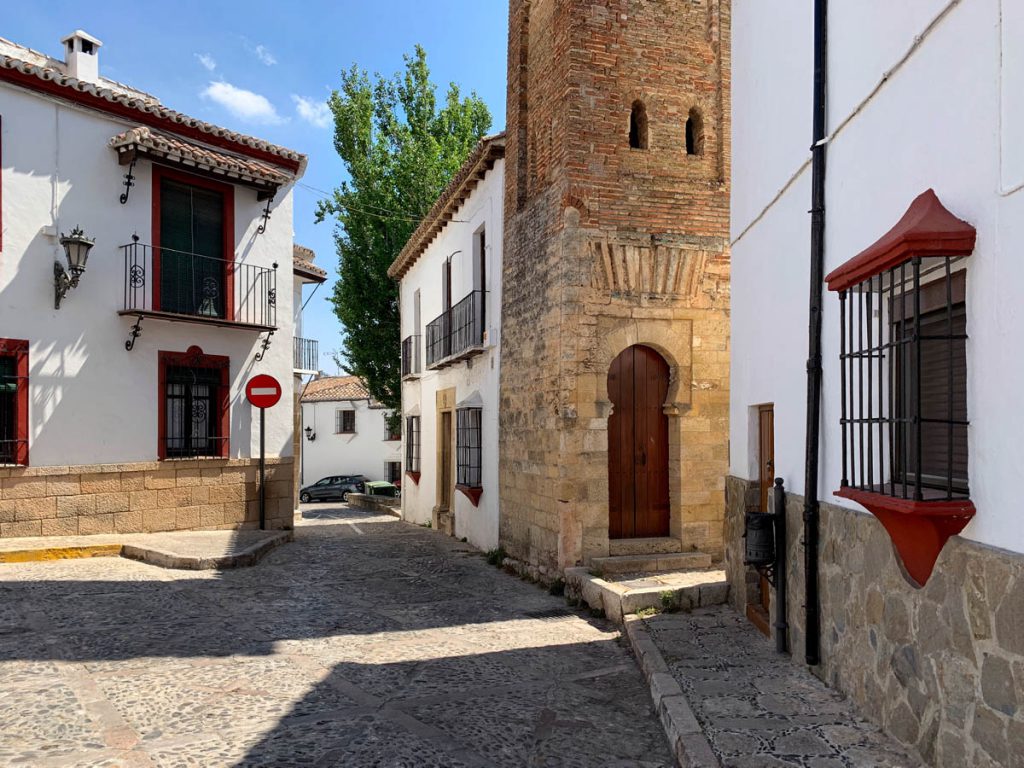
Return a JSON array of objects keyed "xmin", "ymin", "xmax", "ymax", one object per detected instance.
[
  {"xmin": 425, "ymin": 290, "xmax": 485, "ymax": 369},
  {"xmin": 401, "ymin": 335, "xmax": 422, "ymax": 379},
  {"xmin": 294, "ymin": 337, "xmax": 319, "ymax": 373},
  {"xmin": 120, "ymin": 241, "xmax": 277, "ymax": 330}
]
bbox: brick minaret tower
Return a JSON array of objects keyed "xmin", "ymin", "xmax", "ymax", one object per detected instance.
[{"xmin": 499, "ymin": 0, "xmax": 731, "ymax": 574}]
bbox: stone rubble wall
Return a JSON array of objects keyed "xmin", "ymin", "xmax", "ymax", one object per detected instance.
[
  {"xmin": 0, "ymin": 458, "xmax": 295, "ymax": 538},
  {"xmin": 725, "ymin": 475, "xmax": 1024, "ymax": 767}
]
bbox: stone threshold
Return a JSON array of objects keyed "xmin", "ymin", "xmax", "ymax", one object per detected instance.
[
  {"xmin": 565, "ymin": 565, "xmax": 729, "ymax": 624},
  {"xmin": 0, "ymin": 529, "xmax": 292, "ymax": 570},
  {"xmin": 624, "ymin": 615, "xmax": 720, "ymax": 768}
]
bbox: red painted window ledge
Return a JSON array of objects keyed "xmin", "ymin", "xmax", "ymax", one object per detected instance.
[
  {"xmin": 836, "ymin": 487, "xmax": 975, "ymax": 588},
  {"xmin": 405, "ymin": 471, "xmax": 421, "ymax": 486},
  {"xmin": 456, "ymin": 485, "xmax": 483, "ymax": 507}
]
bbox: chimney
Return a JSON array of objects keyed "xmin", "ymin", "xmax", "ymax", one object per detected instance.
[{"xmin": 60, "ymin": 30, "xmax": 103, "ymax": 83}]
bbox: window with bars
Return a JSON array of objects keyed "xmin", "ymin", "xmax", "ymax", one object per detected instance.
[
  {"xmin": 0, "ymin": 341, "xmax": 28, "ymax": 466},
  {"xmin": 456, "ymin": 408, "xmax": 482, "ymax": 488},
  {"xmin": 386, "ymin": 461, "xmax": 402, "ymax": 483},
  {"xmin": 387, "ymin": 419, "xmax": 401, "ymax": 442},
  {"xmin": 158, "ymin": 347, "xmax": 228, "ymax": 460},
  {"xmin": 405, "ymin": 415, "xmax": 421, "ymax": 474},
  {"xmin": 336, "ymin": 409, "xmax": 356, "ymax": 434},
  {"xmin": 164, "ymin": 365, "xmax": 225, "ymax": 458},
  {"xmin": 837, "ymin": 259, "xmax": 969, "ymax": 501}
]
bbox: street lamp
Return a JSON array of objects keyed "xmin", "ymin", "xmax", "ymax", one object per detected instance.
[
  {"xmin": 304, "ymin": 425, "xmax": 316, "ymax": 442},
  {"xmin": 55, "ymin": 227, "xmax": 96, "ymax": 309}
]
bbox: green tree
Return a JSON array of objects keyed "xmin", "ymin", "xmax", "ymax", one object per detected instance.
[{"xmin": 317, "ymin": 46, "xmax": 492, "ymax": 418}]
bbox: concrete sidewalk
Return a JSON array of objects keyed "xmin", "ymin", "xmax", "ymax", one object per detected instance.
[
  {"xmin": 626, "ymin": 607, "xmax": 925, "ymax": 768},
  {"xmin": 0, "ymin": 528, "xmax": 291, "ymax": 569}
]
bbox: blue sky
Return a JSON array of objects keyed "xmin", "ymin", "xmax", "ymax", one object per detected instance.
[{"xmin": 7, "ymin": 1, "xmax": 510, "ymax": 374}]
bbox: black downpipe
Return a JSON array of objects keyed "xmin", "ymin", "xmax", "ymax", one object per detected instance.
[
  {"xmin": 773, "ymin": 478, "xmax": 789, "ymax": 654},
  {"xmin": 804, "ymin": 0, "xmax": 828, "ymax": 667}
]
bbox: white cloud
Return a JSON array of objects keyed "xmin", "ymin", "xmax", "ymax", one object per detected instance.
[
  {"xmin": 201, "ymin": 81, "xmax": 283, "ymax": 124},
  {"xmin": 254, "ymin": 44, "xmax": 277, "ymax": 67},
  {"xmin": 292, "ymin": 95, "xmax": 331, "ymax": 129},
  {"xmin": 195, "ymin": 53, "xmax": 216, "ymax": 71}
]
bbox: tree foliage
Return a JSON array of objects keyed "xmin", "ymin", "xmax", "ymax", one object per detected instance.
[{"xmin": 317, "ymin": 46, "xmax": 492, "ymax": 415}]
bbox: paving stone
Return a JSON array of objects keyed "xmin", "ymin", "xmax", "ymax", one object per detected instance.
[{"xmin": 0, "ymin": 506, "xmax": 672, "ymax": 767}]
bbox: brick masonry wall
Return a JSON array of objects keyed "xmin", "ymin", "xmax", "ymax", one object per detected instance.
[
  {"xmin": 725, "ymin": 475, "xmax": 1024, "ymax": 767},
  {"xmin": 500, "ymin": 0, "xmax": 731, "ymax": 573},
  {"xmin": 0, "ymin": 459, "xmax": 295, "ymax": 538}
]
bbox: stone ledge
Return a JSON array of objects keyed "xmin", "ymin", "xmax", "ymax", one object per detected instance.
[
  {"xmin": 346, "ymin": 494, "xmax": 401, "ymax": 516},
  {"xmin": 0, "ymin": 529, "xmax": 292, "ymax": 570},
  {"xmin": 565, "ymin": 565, "xmax": 729, "ymax": 624},
  {"xmin": 624, "ymin": 616, "xmax": 721, "ymax": 768}
]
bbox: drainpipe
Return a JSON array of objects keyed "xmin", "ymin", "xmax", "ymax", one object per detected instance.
[{"xmin": 803, "ymin": 0, "xmax": 828, "ymax": 667}]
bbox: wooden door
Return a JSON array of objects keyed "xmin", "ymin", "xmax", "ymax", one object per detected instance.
[
  {"xmin": 439, "ymin": 411, "xmax": 453, "ymax": 510},
  {"xmin": 758, "ymin": 405, "xmax": 775, "ymax": 512},
  {"xmin": 608, "ymin": 345, "xmax": 670, "ymax": 539}
]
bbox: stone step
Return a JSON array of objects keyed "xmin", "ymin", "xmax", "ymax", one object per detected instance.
[
  {"xmin": 591, "ymin": 552, "xmax": 712, "ymax": 575},
  {"xmin": 608, "ymin": 537, "xmax": 682, "ymax": 556},
  {"xmin": 565, "ymin": 565, "xmax": 729, "ymax": 625}
]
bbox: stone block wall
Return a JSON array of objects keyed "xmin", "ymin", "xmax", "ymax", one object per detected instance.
[
  {"xmin": 725, "ymin": 475, "xmax": 1024, "ymax": 767},
  {"xmin": 0, "ymin": 459, "xmax": 295, "ymax": 538},
  {"xmin": 499, "ymin": 0, "xmax": 731, "ymax": 573}
]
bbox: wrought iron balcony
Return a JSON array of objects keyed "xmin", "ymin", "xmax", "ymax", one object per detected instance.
[
  {"xmin": 118, "ymin": 240, "xmax": 277, "ymax": 332},
  {"xmin": 401, "ymin": 335, "xmax": 422, "ymax": 379},
  {"xmin": 294, "ymin": 337, "xmax": 319, "ymax": 373},
  {"xmin": 425, "ymin": 290, "xmax": 485, "ymax": 369}
]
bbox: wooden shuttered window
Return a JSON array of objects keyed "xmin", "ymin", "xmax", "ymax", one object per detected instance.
[
  {"xmin": 159, "ymin": 178, "xmax": 226, "ymax": 317},
  {"xmin": 893, "ymin": 272, "xmax": 968, "ymax": 493}
]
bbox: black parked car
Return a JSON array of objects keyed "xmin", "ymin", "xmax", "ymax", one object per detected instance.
[{"xmin": 299, "ymin": 475, "xmax": 366, "ymax": 503}]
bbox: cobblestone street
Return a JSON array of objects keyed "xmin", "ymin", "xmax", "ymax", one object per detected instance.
[{"xmin": 0, "ymin": 507, "xmax": 672, "ymax": 767}]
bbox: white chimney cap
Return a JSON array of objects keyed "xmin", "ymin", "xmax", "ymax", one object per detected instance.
[{"xmin": 61, "ymin": 30, "xmax": 103, "ymax": 48}]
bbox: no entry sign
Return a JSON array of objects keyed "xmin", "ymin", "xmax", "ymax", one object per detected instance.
[{"xmin": 246, "ymin": 374, "xmax": 282, "ymax": 409}]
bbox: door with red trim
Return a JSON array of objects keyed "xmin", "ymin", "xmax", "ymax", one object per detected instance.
[{"xmin": 608, "ymin": 345, "xmax": 670, "ymax": 539}]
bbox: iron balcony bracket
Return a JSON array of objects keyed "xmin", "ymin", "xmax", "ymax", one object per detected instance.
[
  {"xmin": 255, "ymin": 330, "xmax": 274, "ymax": 362},
  {"xmin": 256, "ymin": 195, "xmax": 274, "ymax": 235},
  {"xmin": 125, "ymin": 315, "xmax": 144, "ymax": 351},
  {"xmin": 119, "ymin": 157, "xmax": 137, "ymax": 205}
]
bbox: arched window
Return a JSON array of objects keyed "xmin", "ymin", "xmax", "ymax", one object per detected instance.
[
  {"xmin": 629, "ymin": 101, "xmax": 648, "ymax": 150},
  {"xmin": 685, "ymin": 107, "xmax": 704, "ymax": 156}
]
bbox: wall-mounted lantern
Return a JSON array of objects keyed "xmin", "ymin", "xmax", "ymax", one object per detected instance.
[
  {"xmin": 304, "ymin": 425, "xmax": 316, "ymax": 442},
  {"xmin": 55, "ymin": 227, "xmax": 96, "ymax": 309}
]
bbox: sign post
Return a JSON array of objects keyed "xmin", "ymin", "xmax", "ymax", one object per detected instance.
[{"xmin": 245, "ymin": 374, "xmax": 283, "ymax": 530}]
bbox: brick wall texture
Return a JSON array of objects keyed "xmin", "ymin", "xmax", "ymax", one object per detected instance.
[
  {"xmin": 499, "ymin": 0, "xmax": 732, "ymax": 573},
  {"xmin": 0, "ymin": 459, "xmax": 295, "ymax": 538}
]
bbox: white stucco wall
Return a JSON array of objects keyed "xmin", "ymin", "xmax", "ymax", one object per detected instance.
[
  {"xmin": 731, "ymin": 0, "xmax": 1024, "ymax": 554},
  {"xmin": 398, "ymin": 159, "xmax": 504, "ymax": 552},
  {"xmin": 298, "ymin": 398, "xmax": 400, "ymax": 486},
  {"xmin": 0, "ymin": 82, "xmax": 298, "ymax": 466}
]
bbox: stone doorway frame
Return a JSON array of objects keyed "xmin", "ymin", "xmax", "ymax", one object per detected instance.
[{"xmin": 568, "ymin": 317, "xmax": 695, "ymax": 567}]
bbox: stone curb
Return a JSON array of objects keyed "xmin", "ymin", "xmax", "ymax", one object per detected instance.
[
  {"xmin": 0, "ymin": 531, "xmax": 292, "ymax": 570},
  {"xmin": 120, "ymin": 530, "xmax": 293, "ymax": 570},
  {"xmin": 624, "ymin": 615, "xmax": 721, "ymax": 768}
]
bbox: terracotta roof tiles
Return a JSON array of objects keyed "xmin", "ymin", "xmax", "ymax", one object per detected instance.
[{"xmin": 301, "ymin": 376, "xmax": 372, "ymax": 403}]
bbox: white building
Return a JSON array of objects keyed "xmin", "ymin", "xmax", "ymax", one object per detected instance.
[
  {"xmin": 730, "ymin": 2, "xmax": 1023, "ymax": 765},
  {"xmin": 389, "ymin": 134, "xmax": 504, "ymax": 552},
  {"xmin": 299, "ymin": 376, "xmax": 401, "ymax": 488},
  {"xmin": 0, "ymin": 31, "xmax": 307, "ymax": 537}
]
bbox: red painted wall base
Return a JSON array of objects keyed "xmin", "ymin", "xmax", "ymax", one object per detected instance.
[{"xmin": 836, "ymin": 487, "xmax": 975, "ymax": 588}]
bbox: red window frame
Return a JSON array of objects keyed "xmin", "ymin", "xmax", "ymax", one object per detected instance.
[
  {"xmin": 151, "ymin": 165, "xmax": 236, "ymax": 318},
  {"xmin": 0, "ymin": 338, "xmax": 28, "ymax": 465},
  {"xmin": 157, "ymin": 345, "xmax": 230, "ymax": 460}
]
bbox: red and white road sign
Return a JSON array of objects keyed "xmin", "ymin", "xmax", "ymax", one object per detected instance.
[{"xmin": 246, "ymin": 374, "xmax": 282, "ymax": 409}]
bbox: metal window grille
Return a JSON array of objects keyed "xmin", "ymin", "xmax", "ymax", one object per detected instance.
[
  {"xmin": 164, "ymin": 365, "xmax": 226, "ymax": 458},
  {"xmin": 405, "ymin": 416, "xmax": 421, "ymax": 473},
  {"xmin": 0, "ymin": 356, "xmax": 26, "ymax": 465},
  {"xmin": 386, "ymin": 461, "xmax": 402, "ymax": 483},
  {"xmin": 456, "ymin": 408, "xmax": 482, "ymax": 488},
  {"xmin": 336, "ymin": 410, "xmax": 355, "ymax": 434},
  {"xmin": 839, "ymin": 257, "xmax": 969, "ymax": 501},
  {"xmin": 401, "ymin": 335, "xmax": 422, "ymax": 377}
]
